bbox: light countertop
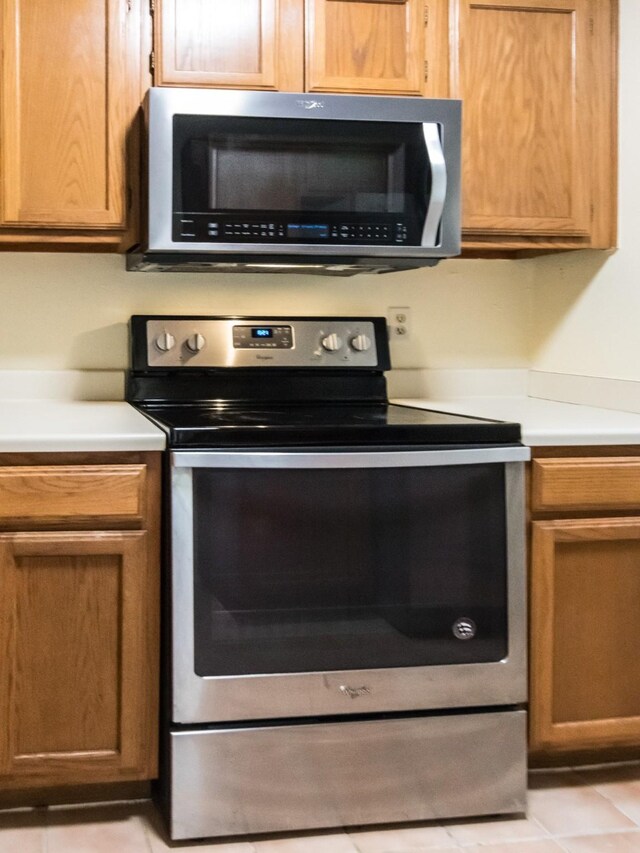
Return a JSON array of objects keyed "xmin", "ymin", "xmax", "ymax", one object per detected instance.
[
  {"xmin": 0, "ymin": 401, "xmax": 166, "ymax": 452},
  {"xmin": 394, "ymin": 396, "xmax": 640, "ymax": 447}
]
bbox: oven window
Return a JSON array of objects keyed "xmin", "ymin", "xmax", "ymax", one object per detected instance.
[{"xmin": 192, "ymin": 464, "xmax": 507, "ymax": 676}]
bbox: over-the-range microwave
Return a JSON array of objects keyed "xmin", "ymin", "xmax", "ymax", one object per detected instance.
[{"xmin": 128, "ymin": 87, "xmax": 461, "ymax": 275}]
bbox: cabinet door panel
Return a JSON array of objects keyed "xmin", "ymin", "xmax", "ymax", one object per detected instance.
[
  {"xmin": 0, "ymin": 0, "xmax": 139, "ymax": 229},
  {"xmin": 452, "ymin": 0, "xmax": 590, "ymax": 237},
  {"xmin": 0, "ymin": 531, "xmax": 158, "ymax": 787},
  {"xmin": 0, "ymin": 465, "xmax": 147, "ymax": 527},
  {"xmin": 531, "ymin": 458, "xmax": 640, "ymax": 513},
  {"xmin": 156, "ymin": 0, "xmax": 303, "ymax": 90},
  {"xmin": 306, "ymin": 0, "xmax": 426, "ymax": 94},
  {"xmin": 530, "ymin": 518, "xmax": 640, "ymax": 754}
]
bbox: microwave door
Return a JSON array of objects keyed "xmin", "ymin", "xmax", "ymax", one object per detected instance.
[{"xmin": 421, "ymin": 123, "xmax": 447, "ymax": 248}]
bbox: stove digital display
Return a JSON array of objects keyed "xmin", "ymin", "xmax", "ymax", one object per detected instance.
[{"xmin": 232, "ymin": 325, "xmax": 293, "ymax": 349}]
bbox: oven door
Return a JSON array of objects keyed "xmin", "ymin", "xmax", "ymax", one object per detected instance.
[{"xmin": 170, "ymin": 447, "xmax": 528, "ymax": 724}]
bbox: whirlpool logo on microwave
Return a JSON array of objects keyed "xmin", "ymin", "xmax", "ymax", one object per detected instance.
[{"xmin": 296, "ymin": 99, "xmax": 325, "ymax": 110}]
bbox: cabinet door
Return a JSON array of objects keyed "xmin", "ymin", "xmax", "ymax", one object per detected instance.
[
  {"xmin": 530, "ymin": 518, "xmax": 640, "ymax": 755},
  {"xmin": 451, "ymin": 0, "xmax": 592, "ymax": 238},
  {"xmin": 305, "ymin": 0, "xmax": 427, "ymax": 95},
  {"xmin": 0, "ymin": 0, "xmax": 142, "ymax": 232},
  {"xmin": 155, "ymin": 0, "xmax": 304, "ymax": 90},
  {"xmin": 0, "ymin": 531, "xmax": 158, "ymax": 787}
]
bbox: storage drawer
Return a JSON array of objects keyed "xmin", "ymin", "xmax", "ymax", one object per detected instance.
[
  {"xmin": 0, "ymin": 465, "xmax": 146, "ymax": 526},
  {"xmin": 531, "ymin": 457, "xmax": 640, "ymax": 513}
]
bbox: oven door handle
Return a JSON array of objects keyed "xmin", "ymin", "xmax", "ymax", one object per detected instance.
[{"xmin": 172, "ymin": 447, "xmax": 530, "ymax": 469}]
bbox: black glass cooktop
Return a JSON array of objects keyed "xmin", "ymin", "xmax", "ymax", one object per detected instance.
[{"xmin": 136, "ymin": 402, "xmax": 521, "ymax": 448}]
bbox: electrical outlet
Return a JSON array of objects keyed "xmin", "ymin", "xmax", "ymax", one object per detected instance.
[{"xmin": 387, "ymin": 306, "xmax": 412, "ymax": 340}]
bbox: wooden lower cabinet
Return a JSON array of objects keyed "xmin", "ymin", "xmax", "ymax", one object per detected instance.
[
  {"xmin": 530, "ymin": 518, "xmax": 640, "ymax": 755},
  {"xmin": 529, "ymin": 449, "xmax": 640, "ymax": 762},
  {"xmin": 0, "ymin": 454, "xmax": 160, "ymax": 791}
]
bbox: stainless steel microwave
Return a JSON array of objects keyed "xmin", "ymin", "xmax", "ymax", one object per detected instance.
[{"xmin": 128, "ymin": 88, "xmax": 462, "ymax": 275}]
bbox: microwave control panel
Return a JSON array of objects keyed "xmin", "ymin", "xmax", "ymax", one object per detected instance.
[
  {"xmin": 173, "ymin": 214, "xmax": 412, "ymax": 245},
  {"xmin": 143, "ymin": 318, "xmax": 384, "ymax": 369}
]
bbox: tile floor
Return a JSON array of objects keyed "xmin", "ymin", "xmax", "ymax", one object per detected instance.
[{"xmin": 3, "ymin": 763, "xmax": 640, "ymax": 852}]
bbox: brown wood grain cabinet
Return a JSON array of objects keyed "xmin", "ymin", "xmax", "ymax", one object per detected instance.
[
  {"xmin": 154, "ymin": 0, "xmax": 304, "ymax": 91},
  {"xmin": 451, "ymin": 0, "xmax": 617, "ymax": 252},
  {"xmin": 529, "ymin": 448, "xmax": 640, "ymax": 762},
  {"xmin": 305, "ymin": 0, "xmax": 428, "ymax": 95},
  {"xmin": 0, "ymin": 0, "xmax": 147, "ymax": 250},
  {"xmin": 0, "ymin": 453, "xmax": 160, "ymax": 789},
  {"xmin": 154, "ymin": 0, "xmax": 434, "ymax": 96}
]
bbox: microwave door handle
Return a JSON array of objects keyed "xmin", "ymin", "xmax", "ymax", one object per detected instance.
[{"xmin": 421, "ymin": 123, "xmax": 447, "ymax": 247}]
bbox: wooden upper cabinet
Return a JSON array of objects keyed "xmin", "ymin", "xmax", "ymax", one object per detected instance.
[
  {"xmin": 154, "ymin": 0, "xmax": 437, "ymax": 96},
  {"xmin": 155, "ymin": 0, "xmax": 304, "ymax": 90},
  {"xmin": 305, "ymin": 0, "xmax": 427, "ymax": 95},
  {"xmin": 0, "ymin": 0, "xmax": 142, "ymax": 236},
  {"xmin": 451, "ymin": 0, "xmax": 593, "ymax": 239}
]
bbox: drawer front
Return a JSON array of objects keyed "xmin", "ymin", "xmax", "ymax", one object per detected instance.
[
  {"xmin": 0, "ymin": 465, "xmax": 146, "ymax": 526},
  {"xmin": 531, "ymin": 457, "xmax": 640, "ymax": 512}
]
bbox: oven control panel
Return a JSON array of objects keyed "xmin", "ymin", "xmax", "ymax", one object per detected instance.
[{"xmin": 142, "ymin": 317, "xmax": 385, "ymax": 369}]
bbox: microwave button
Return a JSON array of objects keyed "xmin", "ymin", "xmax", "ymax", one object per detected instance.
[{"xmin": 179, "ymin": 218, "xmax": 196, "ymax": 238}]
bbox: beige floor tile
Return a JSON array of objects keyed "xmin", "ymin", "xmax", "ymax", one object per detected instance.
[
  {"xmin": 443, "ymin": 813, "xmax": 550, "ymax": 845},
  {"xmin": 147, "ymin": 829, "xmax": 256, "ymax": 852},
  {"xmin": 0, "ymin": 809, "xmax": 46, "ymax": 853},
  {"xmin": 449, "ymin": 842, "xmax": 564, "ymax": 852},
  {"xmin": 452, "ymin": 843, "xmax": 564, "ymax": 852},
  {"xmin": 558, "ymin": 831, "xmax": 640, "ymax": 852},
  {"xmin": 251, "ymin": 830, "xmax": 359, "ymax": 852},
  {"xmin": 527, "ymin": 776, "xmax": 636, "ymax": 836},
  {"xmin": 573, "ymin": 764, "xmax": 640, "ymax": 826},
  {"xmin": 348, "ymin": 821, "xmax": 458, "ymax": 850},
  {"xmin": 46, "ymin": 803, "xmax": 150, "ymax": 853}
]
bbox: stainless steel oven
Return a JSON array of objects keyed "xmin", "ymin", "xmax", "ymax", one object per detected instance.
[{"xmin": 126, "ymin": 315, "xmax": 529, "ymax": 841}]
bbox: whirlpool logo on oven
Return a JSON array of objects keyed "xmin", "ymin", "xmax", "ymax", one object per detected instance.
[{"xmin": 339, "ymin": 685, "xmax": 371, "ymax": 699}]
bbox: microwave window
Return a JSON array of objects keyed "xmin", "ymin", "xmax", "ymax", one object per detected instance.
[
  {"xmin": 210, "ymin": 142, "xmax": 403, "ymax": 213},
  {"xmin": 174, "ymin": 116, "xmax": 428, "ymax": 228}
]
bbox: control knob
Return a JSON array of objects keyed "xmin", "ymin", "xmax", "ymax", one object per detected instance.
[
  {"xmin": 154, "ymin": 331, "xmax": 176, "ymax": 352},
  {"xmin": 350, "ymin": 334, "xmax": 372, "ymax": 352},
  {"xmin": 321, "ymin": 333, "xmax": 343, "ymax": 352},
  {"xmin": 185, "ymin": 333, "xmax": 206, "ymax": 353}
]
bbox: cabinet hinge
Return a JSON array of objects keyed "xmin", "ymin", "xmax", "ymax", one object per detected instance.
[
  {"xmin": 149, "ymin": 51, "xmax": 155, "ymax": 73},
  {"xmin": 424, "ymin": 4, "xmax": 429, "ymax": 26},
  {"xmin": 590, "ymin": 202, "xmax": 595, "ymax": 222},
  {"xmin": 149, "ymin": 0, "xmax": 155, "ymax": 14},
  {"xmin": 424, "ymin": 60, "xmax": 429, "ymax": 83},
  {"xmin": 589, "ymin": 16, "xmax": 594, "ymax": 35}
]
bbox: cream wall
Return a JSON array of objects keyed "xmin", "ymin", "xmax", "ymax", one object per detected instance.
[
  {"xmin": 529, "ymin": 0, "xmax": 639, "ymax": 381},
  {"xmin": 0, "ymin": 252, "xmax": 533, "ymax": 373}
]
